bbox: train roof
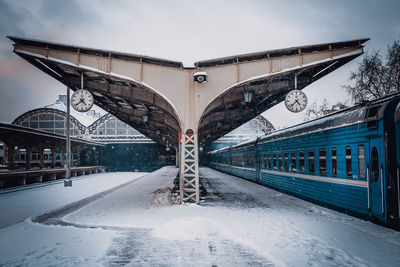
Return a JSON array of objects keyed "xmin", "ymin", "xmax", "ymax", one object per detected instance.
[
  {"xmin": 258, "ymin": 92, "xmax": 400, "ymax": 144},
  {"xmin": 208, "ymin": 146, "xmax": 231, "ymax": 154},
  {"xmin": 207, "ymin": 92, "xmax": 400, "ymax": 153},
  {"xmin": 230, "ymin": 138, "xmax": 257, "ymax": 150}
]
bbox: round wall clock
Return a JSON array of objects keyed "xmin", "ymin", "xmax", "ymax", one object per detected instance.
[
  {"xmin": 71, "ymin": 89, "xmax": 94, "ymax": 112},
  {"xmin": 285, "ymin": 90, "xmax": 308, "ymax": 113}
]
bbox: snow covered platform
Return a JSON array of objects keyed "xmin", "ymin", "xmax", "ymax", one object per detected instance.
[{"xmin": 0, "ymin": 167, "xmax": 399, "ymax": 266}]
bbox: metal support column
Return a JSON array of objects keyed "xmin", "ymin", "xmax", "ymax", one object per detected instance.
[
  {"xmin": 175, "ymin": 148, "xmax": 179, "ymax": 168},
  {"xmin": 51, "ymin": 148, "xmax": 55, "ymax": 168},
  {"xmin": 7, "ymin": 143, "xmax": 14, "ymax": 171},
  {"xmin": 26, "ymin": 146, "xmax": 31, "ymax": 169},
  {"xmin": 64, "ymin": 87, "xmax": 72, "ymax": 186},
  {"xmin": 61, "ymin": 146, "xmax": 65, "ymax": 167},
  {"xmin": 180, "ymin": 129, "xmax": 200, "ymax": 203},
  {"xmin": 39, "ymin": 146, "xmax": 44, "ymax": 169}
]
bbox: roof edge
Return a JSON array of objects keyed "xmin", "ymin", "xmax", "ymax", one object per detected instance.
[
  {"xmin": 194, "ymin": 38, "xmax": 369, "ymax": 68},
  {"xmin": 8, "ymin": 35, "xmax": 184, "ymax": 68}
]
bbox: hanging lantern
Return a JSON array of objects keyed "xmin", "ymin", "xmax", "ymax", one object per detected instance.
[
  {"xmin": 244, "ymin": 91, "xmax": 253, "ymax": 103},
  {"xmin": 143, "ymin": 114, "xmax": 148, "ymax": 123}
]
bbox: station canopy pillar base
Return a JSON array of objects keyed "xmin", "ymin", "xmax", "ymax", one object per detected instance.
[{"xmin": 179, "ymin": 129, "xmax": 200, "ymax": 204}]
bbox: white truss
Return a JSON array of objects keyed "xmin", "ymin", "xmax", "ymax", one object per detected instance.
[{"xmin": 180, "ymin": 131, "xmax": 199, "ymax": 203}]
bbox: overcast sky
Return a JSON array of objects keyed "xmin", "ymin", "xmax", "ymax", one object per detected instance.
[{"xmin": 0, "ymin": 0, "xmax": 399, "ymax": 129}]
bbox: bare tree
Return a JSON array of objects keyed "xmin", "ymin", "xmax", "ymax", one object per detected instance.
[
  {"xmin": 304, "ymin": 99, "xmax": 349, "ymax": 121},
  {"xmin": 387, "ymin": 40, "xmax": 400, "ymax": 91},
  {"xmin": 304, "ymin": 99, "xmax": 329, "ymax": 120},
  {"xmin": 343, "ymin": 39, "xmax": 400, "ymax": 103},
  {"xmin": 303, "ymin": 39, "xmax": 399, "ymax": 121}
]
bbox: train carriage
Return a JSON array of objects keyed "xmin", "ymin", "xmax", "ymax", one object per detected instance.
[
  {"xmin": 207, "ymin": 93, "xmax": 400, "ymax": 228},
  {"xmin": 208, "ymin": 146, "xmax": 231, "ymax": 174},
  {"xmin": 230, "ymin": 141, "xmax": 257, "ymax": 182},
  {"xmin": 394, "ymin": 102, "xmax": 400, "ymax": 224}
]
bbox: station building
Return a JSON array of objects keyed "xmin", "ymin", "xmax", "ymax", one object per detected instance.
[{"xmin": 5, "ymin": 95, "xmax": 175, "ymax": 172}]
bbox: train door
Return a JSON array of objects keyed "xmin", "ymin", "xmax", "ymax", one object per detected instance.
[{"xmin": 369, "ymin": 138, "xmax": 384, "ymax": 217}]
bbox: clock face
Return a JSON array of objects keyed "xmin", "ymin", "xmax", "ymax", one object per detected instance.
[
  {"xmin": 285, "ymin": 90, "xmax": 308, "ymax": 113},
  {"xmin": 71, "ymin": 89, "xmax": 94, "ymax": 112}
]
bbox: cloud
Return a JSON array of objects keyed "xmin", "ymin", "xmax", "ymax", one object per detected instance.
[{"xmin": 0, "ymin": 0, "xmax": 399, "ymax": 127}]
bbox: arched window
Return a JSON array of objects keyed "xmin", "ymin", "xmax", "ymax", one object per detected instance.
[
  {"xmin": 346, "ymin": 146, "xmax": 352, "ymax": 177},
  {"xmin": 91, "ymin": 115, "xmax": 142, "ymax": 136},
  {"xmin": 12, "ymin": 109, "xmax": 84, "ymax": 136}
]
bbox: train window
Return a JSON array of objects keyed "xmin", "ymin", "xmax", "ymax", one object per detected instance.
[
  {"xmin": 278, "ymin": 153, "xmax": 282, "ymax": 171},
  {"xmin": 332, "ymin": 147, "xmax": 337, "ymax": 176},
  {"xmin": 284, "ymin": 152, "xmax": 289, "ymax": 171},
  {"xmin": 367, "ymin": 106, "xmax": 379, "ymax": 118},
  {"xmin": 268, "ymin": 153, "xmax": 271, "ymax": 169},
  {"xmin": 249, "ymin": 154, "xmax": 253, "ymax": 167},
  {"xmin": 299, "ymin": 151, "xmax": 305, "ymax": 173},
  {"xmin": 264, "ymin": 153, "xmax": 267, "ymax": 168},
  {"xmin": 366, "ymin": 106, "xmax": 379, "ymax": 127},
  {"xmin": 291, "ymin": 152, "xmax": 296, "ymax": 171},
  {"xmin": 250, "ymin": 154, "xmax": 255, "ymax": 167},
  {"xmin": 308, "ymin": 150, "xmax": 315, "ymax": 174},
  {"xmin": 358, "ymin": 145, "xmax": 366, "ymax": 179},
  {"xmin": 319, "ymin": 149, "xmax": 327, "ymax": 176},
  {"xmin": 371, "ymin": 147, "xmax": 379, "ymax": 182},
  {"xmin": 346, "ymin": 146, "xmax": 352, "ymax": 177},
  {"xmin": 273, "ymin": 153, "xmax": 276, "ymax": 169}
]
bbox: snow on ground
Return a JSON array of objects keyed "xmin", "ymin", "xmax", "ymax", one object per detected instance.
[
  {"xmin": 0, "ymin": 220, "xmax": 115, "ymax": 266},
  {"xmin": 0, "ymin": 166, "xmax": 400, "ymax": 266},
  {"xmin": 0, "ymin": 172, "xmax": 147, "ymax": 228}
]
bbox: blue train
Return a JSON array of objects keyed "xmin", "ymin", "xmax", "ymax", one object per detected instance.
[{"xmin": 208, "ymin": 92, "xmax": 400, "ymax": 228}]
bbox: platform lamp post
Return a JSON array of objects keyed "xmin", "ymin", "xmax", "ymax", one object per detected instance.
[
  {"xmin": 64, "ymin": 86, "xmax": 72, "ymax": 187},
  {"xmin": 64, "ymin": 73, "xmax": 94, "ymax": 186}
]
